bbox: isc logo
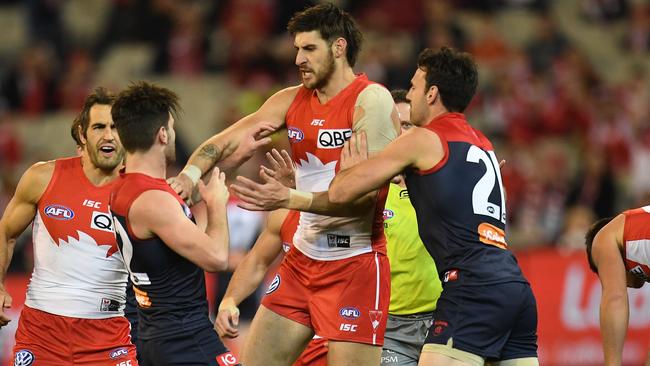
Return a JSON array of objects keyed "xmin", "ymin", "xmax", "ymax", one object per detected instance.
[
  {"xmin": 383, "ymin": 209, "xmax": 394, "ymax": 220},
  {"xmin": 288, "ymin": 127, "xmax": 304, "ymax": 143},
  {"xmin": 339, "ymin": 323, "xmax": 358, "ymax": 332},
  {"xmin": 44, "ymin": 204, "xmax": 75, "ymax": 220},
  {"xmin": 317, "ymin": 129, "xmax": 352, "ymax": 149},
  {"xmin": 339, "ymin": 306, "xmax": 361, "ymax": 319}
]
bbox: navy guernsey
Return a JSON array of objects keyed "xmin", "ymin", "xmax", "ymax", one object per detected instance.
[
  {"xmin": 405, "ymin": 113, "xmax": 526, "ymax": 287},
  {"xmin": 110, "ymin": 173, "xmax": 210, "ymax": 340}
]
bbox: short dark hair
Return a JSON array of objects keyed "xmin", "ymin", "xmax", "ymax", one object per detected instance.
[
  {"xmin": 287, "ymin": 3, "xmax": 363, "ymax": 67},
  {"xmin": 585, "ymin": 217, "xmax": 615, "ymax": 273},
  {"xmin": 111, "ymin": 81, "xmax": 180, "ymax": 153},
  {"xmin": 71, "ymin": 87, "xmax": 115, "ymax": 144},
  {"xmin": 391, "ymin": 89, "xmax": 408, "ymax": 104},
  {"xmin": 416, "ymin": 47, "xmax": 478, "ymax": 113}
]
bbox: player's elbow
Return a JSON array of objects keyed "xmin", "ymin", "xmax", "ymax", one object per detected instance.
[
  {"xmin": 203, "ymin": 252, "xmax": 228, "ymax": 272},
  {"xmin": 328, "ymin": 185, "xmax": 350, "ymax": 204}
]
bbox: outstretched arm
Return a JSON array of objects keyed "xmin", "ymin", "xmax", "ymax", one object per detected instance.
[
  {"xmin": 592, "ymin": 214, "xmax": 628, "ymax": 366},
  {"xmin": 0, "ymin": 162, "xmax": 53, "ymax": 327},
  {"xmin": 329, "ymin": 128, "xmax": 444, "ymax": 204},
  {"xmin": 170, "ymin": 87, "xmax": 300, "ymax": 201},
  {"xmin": 215, "ymin": 209, "xmax": 288, "ymax": 338}
]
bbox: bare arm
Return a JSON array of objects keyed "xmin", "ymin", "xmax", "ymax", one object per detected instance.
[
  {"xmin": 171, "ymin": 87, "xmax": 300, "ymax": 200},
  {"xmin": 593, "ymin": 214, "xmax": 628, "ymax": 366},
  {"xmin": 216, "ymin": 209, "xmax": 288, "ymax": 338},
  {"xmin": 231, "ymin": 172, "xmax": 375, "ymax": 216},
  {"xmin": 0, "ymin": 161, "xmax": 53, "ymax": 327},
  {"xmin": 130, "ymin": 169, "xmax": 230, "ymax": 272},
  {"xmin": 329, "ymin": 128, "xmax": 444, "ymax": 204},
  {"xmin": 215, "ymin": 122, "xmax": 277, "ymax": 173}
]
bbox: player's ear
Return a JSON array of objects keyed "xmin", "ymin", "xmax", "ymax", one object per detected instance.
[
  {"xmin": 332, "ymin": 37, "xmax": 346, "ymax": 59},
  {"xmin": 78, "ymin": 124, "xmax": 87, "ymax": 146},
  {"xmin": 427, "ymin": 85, "xmax": 438, "ymax": 105},
  {"xmin": 158, "ymin": 126, "xmax": 168, "ymax": 145}
]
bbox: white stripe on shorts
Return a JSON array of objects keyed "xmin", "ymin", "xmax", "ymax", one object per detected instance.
[{"xmin": 373, "ymin": 252, "xmax": 380, "ymax": 345}]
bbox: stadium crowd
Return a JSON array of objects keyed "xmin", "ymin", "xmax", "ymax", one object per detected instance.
[{"xmin": 1, "ymin": 0, "xmax": 648, "ymax": 258}]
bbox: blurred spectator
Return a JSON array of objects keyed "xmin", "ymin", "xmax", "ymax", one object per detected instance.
[
  {"xmin": 621, "ymin": 1, "xmax": 650, "ymax": 54},
  {"xmin": 467, "ymin": 16, "xmax": 511, "ymax": 67},
  {"xmin": 1, "ymin": 43, "xmax": 59, "ymax": 115},
  {"xmin": 420, "ymin": 0, "xmax": 467, "ymax": 51},
  {"xmin": 57, "ymin": 50, "xmax": 95, "ymax": 110},
  {"xmin": 555, "ymin": 204, "xmax": 596, "ymax": 251},
  {"xmin": 25, "ymin": 0, "xmax": 65, "ymax": 62},
  {"xmin": 216, "ymin": 0, "xmax": 277, "ymax": 84},
  {"xmin": 94, "ymin": 0, "xmax": 175, "ymax": 60},
  {"xmin": 566, "ymin": 147, "xmax": 617, "ymax": 219},
  {"xmin": 507, "ymin": 140, "xmax": 571, "ymax": 247},
  {"xmin": 153, "ymin": 1, "xmax": 209, "ymax": 76},
  {"xmin": 0, "ymin": 114, "xmax": 21, "ymax": 170},
  {"xmin": 525, "ymin": 13, "xmax": 569, "ymax": 75},
  {"xmin": 630, "ymin": 128, "xmax": 650, "ymax": 205},
  {"xmin": 356, "ymin": 0, "xmax": 424, "ymax": 34},
  {"xmin": 581, "ymin": 0, "xmax": 629, "ymax": 22}
]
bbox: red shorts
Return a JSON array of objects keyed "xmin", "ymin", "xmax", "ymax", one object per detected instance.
[
  {"xmin": 13, "ymin": 306, "xmax": 138, "ymax": 365},
  {"xmin": 261, "ymin": 248, "xmax": 390, "ymax": 346},
  {"xmin": 293, "ymin": 337, "xmax": 328, "ymax": 366}
]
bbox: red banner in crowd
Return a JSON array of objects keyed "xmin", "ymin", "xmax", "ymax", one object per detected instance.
[
  {"xmin": 518, "ymin": 248, "xmax": 650, "ymax": 365},
  {"xmin": 2, "ymin": 249, "xmax": 649, "ymax": 365}
]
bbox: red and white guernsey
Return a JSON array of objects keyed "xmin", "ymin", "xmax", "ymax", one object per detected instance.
[
  {"xmin": 623, "ymin": 205, "xmax": 650, "ymax": 280},
  {"xmin": 26, "ymin": 157, "xmax": 128, "ymax": 318},
  {"xmin": 285, "ymin": 75, "xmax": 388, "ymax": 260}
]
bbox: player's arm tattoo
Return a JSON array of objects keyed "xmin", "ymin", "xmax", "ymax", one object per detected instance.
[{"xmin": 197, "ymin": 143, "xmax": 224, "ymax": 165}]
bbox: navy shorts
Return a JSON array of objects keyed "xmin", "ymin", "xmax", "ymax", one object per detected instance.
[
  {"xmin": 139, "ymin": 326, "xmax": 239, "ymax": 366},
  {"xmin": 425, "ymin": 281, "xmax": 538, "ymax": 361}
]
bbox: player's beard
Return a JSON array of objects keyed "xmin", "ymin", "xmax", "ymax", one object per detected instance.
[
  {"xmin": 303, "ymin": 49, "xmax": 336, "ymax": 90},
  {"xmin": 164, "ymin": 141, "xmax": 176, "ymax": 166},
  {"xmin": 87, "ymin": 144, "xmax": 124, "ymax": 172}
]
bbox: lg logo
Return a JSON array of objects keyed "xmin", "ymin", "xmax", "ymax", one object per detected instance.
[{"xmin": 216, "ymin": 352, "xmax": 238, "ymax": 366}]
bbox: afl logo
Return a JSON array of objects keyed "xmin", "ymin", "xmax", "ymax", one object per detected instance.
[
  {"xmin": 109, "ymin": 347, "xmax": 129, "ymax": 359},
  {"xmin": 287, "ymin": 127, "xmax": 304, "ymax": 143},
  {"xmin": 44, "ymin": 204, "xmax": 75, "ymax": 220},
  {"xmin": 14, "ymin": 350, "xmax": 35, "ymax": 366},
  {"xmin": 339, "ymin": 306, "xmax": 361, "ymax": 320},
  {"xmin": 266, "ymin": 274, "xmax": 281, "ymax": 294},
  {"xmin": 383, "ymin": 209, "xmax": 394, "ymax": 220}
]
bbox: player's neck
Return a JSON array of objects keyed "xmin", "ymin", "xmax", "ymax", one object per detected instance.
[
  {"xmin": 315, "ymin": 66, "xmax": 356, "ymax": 104},
  {"xmin": 80, "ymin": 154, "xmax": 120, "ymax": 186},
  {"xmin": 425, "ymin": 105, "xmax": 450, "ymax": 125},
  {"xmin": 124, "ymin": 150, "xmax": 167, "ymax": 180}
]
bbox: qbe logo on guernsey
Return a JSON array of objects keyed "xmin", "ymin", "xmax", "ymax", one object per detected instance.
[{"xmin": 317, "ymin": 129, "xmax": 352, "ymax": 149}]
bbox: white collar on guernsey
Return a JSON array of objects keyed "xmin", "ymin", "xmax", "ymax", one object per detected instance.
[{"xmin": 643, "ymin": 206, "xmax": 650, "ymax": 214}]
